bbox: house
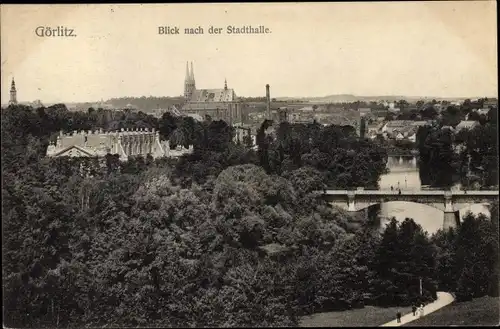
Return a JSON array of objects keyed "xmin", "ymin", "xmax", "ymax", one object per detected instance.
[
  {"xmin": 185, "ymin": 113, "xmax": 204, "ymax": 122},
  {"xmin": 441, "ymin": 125, "xmax": 455, "ymax": 132},
  {"xmin": 483, "ymin": 98, "xmax": 498, "ymax": 108},
  {"xmin": 455, "ymin": 120, "xmax": 480, "ymax": 132},
  {"xmin": 394, "ymin": 125, "xmax": 418, "ymax": 142},
  {"xmin": 381, "ymin": 120, "xmax": 414, "ymax": 134},
  {"xmin": 367, "ymin": 124, "xmax": 381, "ymax": 134},
  {"xmin": 358, "ymin": 108, "xmax": 371, "ymax": 117},
  {"xmin": 454, "ymin": 143, "xmax": 467, "ymax": 154},
  {"xmin": 395, "ymin": 131, "xmax": 405, "ymax": 140},
  {"xmin": 380, "ymin": 121, "xmax": 421, "ymax": 141},
  {"xmin": 477, "ymin": 108, "xmax": 490, "ymax": 116},
  {"xmin": 297, "ymin": 106, "xmax": 316, "ymax": 112},
  {"xmin": 367, "ymin": 130, "xmax": 378, "ymax": 139},
  {"xmin": 411, "ymin": 121, "xmax": 429, "ymax": 127},
  {"xmin": 401, "ymin": 125, "xmax": 417, "ymax": 137}
]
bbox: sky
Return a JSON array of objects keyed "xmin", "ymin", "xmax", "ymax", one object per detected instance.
[{"xmin": 1, "ymin": 2, "xmax": 497, "ymax": 104}]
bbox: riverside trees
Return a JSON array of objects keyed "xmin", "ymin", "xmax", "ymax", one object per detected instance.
[
  {"xmin": 432, "ymin": 205, "xmax": 499, "ymax": 302},
  {"xmin": 416, "ymin": 107, "xmax": 498, "ymax": 189}
]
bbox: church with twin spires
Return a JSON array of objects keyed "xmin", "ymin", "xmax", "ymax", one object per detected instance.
[{"xmin": 180, "ymin": 62, "xmax": 246, "ymax": 124}]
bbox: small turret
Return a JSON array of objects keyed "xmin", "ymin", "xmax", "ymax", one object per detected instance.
[{"xmin": 9, "ymin": 77, "xmax": 17, "ymax": 105}]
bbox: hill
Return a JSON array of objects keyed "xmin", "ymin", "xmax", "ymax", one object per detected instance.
[{"xmin": 275, "ymin": 95, "xmax": 491, "ymax": 103}]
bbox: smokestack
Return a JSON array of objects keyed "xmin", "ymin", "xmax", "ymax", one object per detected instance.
[{"xmin": 266, "ymin": 84, "xmax": 270, "ymax": 119}]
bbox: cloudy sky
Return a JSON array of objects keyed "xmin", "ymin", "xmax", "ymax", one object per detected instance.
[{"xmin": 1, "ymin": 2, "xmax": 497, "ymax": 103}]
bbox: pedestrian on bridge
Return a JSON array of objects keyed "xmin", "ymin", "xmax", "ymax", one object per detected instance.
[
  {"xmin": 391, "ymin": 186, "xmax": 394, "ymax": 191},
  {"xmin": 396, "ymin": 310, "xmax": 402, "ymax": 323},
  {"xmin": 412, "ymin": 304, "xmax": 417, "ymax": 316}
]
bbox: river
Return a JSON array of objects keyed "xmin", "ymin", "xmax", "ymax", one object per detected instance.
[{"xmin": 378, "ymin": 157, "xmax": 491, "ymax": 235}]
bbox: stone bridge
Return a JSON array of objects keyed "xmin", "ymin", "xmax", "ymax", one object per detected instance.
[{"xmin": 319, "ymin": 189, "xmax": 499, "ymax": 229}]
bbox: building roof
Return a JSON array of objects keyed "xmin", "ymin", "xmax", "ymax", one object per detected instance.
[
  {"xmin": 185, "ymin": 113, "xmax": 204, "ymax": 122},
  {"xmin": 169, "ymin": 105, "xmax": 182, "ymax": 116},
  {"xmin": 456, "ymin": 120, "xmax": 479, "ymax": 131},
  {"xmin": 189, "ymin": 88, "xmax": 236, "ymax": 102},
  {"xmin": 182, "ymin": 101, "xmax": 235, "ymax": 111},
  {"xmin": 411, "ymin": 121, "xmax": 429, "ymax": 127},
  {"xmin": 385, "ymin": 120, "xmax": 414, "ymax": 128},
  {"xmin": 297, "ymin": 106, "xmax": 316, "ymax": 112},
  {"xmin": 400, "ymin": 125, "xmax": 417, "ymax": 135},
  {"xmin": 50, "ymin": 145, "xmax": 99, "ymax": 157},
  {"xmin": 57, "ymin": 131, "xmax": 115, "ymax": 150},
  {"xmin": 478, "ymin": 108, "xmax": 490, "ymax": 115}
]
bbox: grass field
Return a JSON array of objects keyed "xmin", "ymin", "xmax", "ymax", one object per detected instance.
[
  {"xmin": 403, "ymin": 296, "xmax": 499, "ymax": 326},
  {"xmin": 299, "ymin": 305, "xmax": 412, "ymax": 327}
]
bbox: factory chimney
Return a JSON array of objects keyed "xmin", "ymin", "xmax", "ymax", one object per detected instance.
[{"xmin": 266, "ymin": 84, "xmax": 271, "ymax": 119}]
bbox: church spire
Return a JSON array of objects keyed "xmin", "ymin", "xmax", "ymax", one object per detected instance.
[
  {"xmin": 9, "ymin": 77, "xmax": 17, "ymax": 105},
  {"xmin": 185, "ymin": 62, "xmax": 190, "ymax": 82},
  {"xmin": 184, "ymin": 62, "xmax": 195, "ymax": 100},
  {"xmin": 224, "ymin": 78, "xmax": 227, "ymax": 90}
]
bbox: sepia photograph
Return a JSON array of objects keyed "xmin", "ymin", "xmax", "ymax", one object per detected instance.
[{"xmin": 1, "ymin": 2, "xmax": 498, "ymax": 327}]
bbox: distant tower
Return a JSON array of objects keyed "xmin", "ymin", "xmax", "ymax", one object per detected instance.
[
  {"xmin": 278, "ymin": 108, "xmax": 289, "ymax": 123},
  {"xmin": 359, "ymin": 115, "xmax": 367, "ymax": 139},
  {"xmin": 9, "ymin": 77, "xmax": 17, "ymax": 105},
  {"xmin": 266, "ymin": 84, "xmax": 271, "ymax": 119},
  {"xmin": 224, "ymin": 78, "xmax": 228, "ymax": 90},
  {"xmin": 184, "ymin": 61, "xmax": 196, "ymax": 101},
  {"xmin": 184, "ymin": 62, "xmax": 190, "ymax": 99}
]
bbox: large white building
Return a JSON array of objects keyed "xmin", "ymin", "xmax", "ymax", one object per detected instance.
[{"xmin": 46, "ymin": 128, "xmax": 192, "ymax": 161}]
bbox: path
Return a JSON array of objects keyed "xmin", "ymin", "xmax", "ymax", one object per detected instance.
[{"xmin": 380, "ymin": 292, "xmax": 455, "ymax": 327}]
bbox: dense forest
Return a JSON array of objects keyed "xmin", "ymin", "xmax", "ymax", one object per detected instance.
[{"xmin": 2, "ymin": 103, "xmax": 498, "ymax": 327}]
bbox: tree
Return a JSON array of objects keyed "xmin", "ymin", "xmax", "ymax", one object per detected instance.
[
  {"xmin": 420, "ymin": 105, "xmax": 438, "ymax": 120},
  {"xmin": 158, "ymin": 112, "xmax": 178, "ymax": 140},
  {"xmin": 370, "ymin": 218, "xmax": 436, "ymax": 306}
]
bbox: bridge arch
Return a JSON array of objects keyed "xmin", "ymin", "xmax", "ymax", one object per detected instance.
[
  {"xmin": 336, "ymin": 199, "xmax": 449, "ymax": 212},
  {"xmin": 341, "ymin": 200, "xmax": 495, "ymax": 213},
  {"xmin": 351, "ymin": 200, "xmax": 451, "ymax": 213}
]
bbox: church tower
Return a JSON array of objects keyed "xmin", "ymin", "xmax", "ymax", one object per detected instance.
[
  {"xmin": 189, "ymin": 62, "xmax": 196, "ymax": 95},
  {"xmin": 184, "ymin": 61, "xmax": 196, "ymax": 101},
  {"xmin": 9, "ymin": 77, "xmax": 17, "ymax": 105}
]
